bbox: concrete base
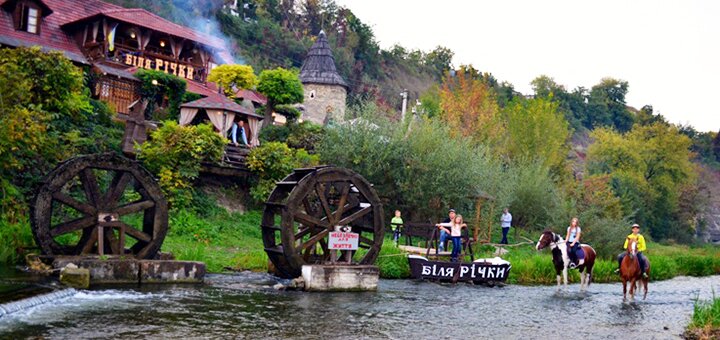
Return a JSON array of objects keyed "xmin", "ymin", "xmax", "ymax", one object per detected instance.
[
  {"xmin": 51, "ymin": 256, "xmax": 205, "ymax": 285},
  {"xmin": 301, "ymin": 265, "xmax": 379, "ymax": 292}
]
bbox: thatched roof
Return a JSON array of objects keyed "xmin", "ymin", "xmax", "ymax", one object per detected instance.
[{"xmin": 299, "ymin": 31, "xmax": 348, "ymax": 89}]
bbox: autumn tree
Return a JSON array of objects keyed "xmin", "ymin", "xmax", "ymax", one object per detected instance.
[
  {"xmin": 438, "ymin": 69, "xmax": 504, "ymax": 148},
  {"xmin": 256, "ymin": 67, "xmax": 304, "ymax": 128},
  {"xmin": 587, "ymin": 123, "xmax": 696, "ymax": 240},
  {"xmin": 207, "ymin": 64, "xmax": 257, "ymax": 97}
]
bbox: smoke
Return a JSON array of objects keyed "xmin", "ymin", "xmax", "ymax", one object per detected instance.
[{"xmin": 173, "ymin": 0, "xmax": 245, "ymax": 65}]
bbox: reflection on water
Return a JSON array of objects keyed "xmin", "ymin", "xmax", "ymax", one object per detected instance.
[{"xmin": 0, "ymin": 270, "xmax": 716, "ymax": 339}]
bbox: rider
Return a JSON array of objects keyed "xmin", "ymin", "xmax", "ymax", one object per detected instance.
[
  {"xmin": 565, "ymin": 217, "xmax": 584, "ymax": 268},
  {"xmin": 615, "ymin": 223, "xmax": 648, "ymax": 279}
]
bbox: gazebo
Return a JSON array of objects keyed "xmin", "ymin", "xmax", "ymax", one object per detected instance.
[{"xmin": 179, "ymin": 94, "xmax": 264, "ymax": 147}]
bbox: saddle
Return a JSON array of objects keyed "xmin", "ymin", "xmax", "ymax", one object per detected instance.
[{"xmin": 567, "ymin": 244, "xmax": 585, "ymax": 265}]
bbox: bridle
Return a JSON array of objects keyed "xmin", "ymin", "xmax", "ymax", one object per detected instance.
[{"xmin": 539, "ymin": 232, "xmax": 564, "ymax": 250}]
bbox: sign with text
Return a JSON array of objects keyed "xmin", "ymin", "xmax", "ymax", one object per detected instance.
[
  {"xmin": 124, "ymin": 54, "xmax": 195, "ymax": 80},
  {"xmin": 328, "ymin": 232, "xmax": 359, "ymax": 250}
]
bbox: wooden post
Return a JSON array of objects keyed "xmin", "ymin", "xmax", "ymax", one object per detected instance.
[{"xmin": 474, "ymin": 198, "xmax": 482, "ymax": 242}]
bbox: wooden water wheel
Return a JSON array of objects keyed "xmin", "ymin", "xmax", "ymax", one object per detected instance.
[
  {"xmin": 262, "ymin": 166, "xmax": 384, "ymax": 278},
  {"xmin": 30, "ymin": 153, "xmax": 168, "ymax": 259}
]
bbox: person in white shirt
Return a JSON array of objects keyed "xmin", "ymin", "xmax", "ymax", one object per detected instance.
[{"xmin": 500, "ymin": 208, "xmax": 512, "ymax": 244}]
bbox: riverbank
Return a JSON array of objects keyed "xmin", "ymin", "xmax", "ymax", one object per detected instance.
[
  {"xmin": 2, "ymin": 208, "xmax": 718, "ymax": 284},
  {"xmin": 685, "ymin": 296, "xmax": 720, "ymax": 339}
]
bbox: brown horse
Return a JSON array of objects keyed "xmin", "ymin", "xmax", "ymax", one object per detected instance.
[
  {"xmin": 536, "ymin": 230, "xmax": 596, "ymax": 291},
  {"xmin": 620, "ymin": 237, "xmax": 649, "ymax": 300}
]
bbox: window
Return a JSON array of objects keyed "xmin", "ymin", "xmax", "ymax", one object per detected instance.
[
  {"xmin": 26, "ymin": 7, "xmax": 38, "ymax": 34},
  {"xmin": 13, "ymin": 3, "xmax": 41, "ymax": 34},
  {"xmin": 309, "ymin": 90, "xmax": 316, "ymax": 99}
]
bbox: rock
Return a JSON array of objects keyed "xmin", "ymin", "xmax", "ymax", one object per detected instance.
[
  {"xmin": 60, "ymin": 267, "xmax": 90, "ymax": 289},
  {"xmin": 288, "ymin": 277, "xmax": 305, "ymax": 290},
  {"xmin": 65, "ymin": 263, "xmax": 78, "ymax": 269},
  {"xmin": 272, "ymin": 283, "xmax": 286, "ymax": 290},
  {"xmin": 25, "ymin": 254, "xmax": 52, "ymax": 273}
]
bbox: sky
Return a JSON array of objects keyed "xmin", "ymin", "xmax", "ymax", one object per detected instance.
[{"xmin": 335, "ymin": 0, "xmax": 720, "ymax": 132}]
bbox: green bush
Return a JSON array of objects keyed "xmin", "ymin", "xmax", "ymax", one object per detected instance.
[
  {"xmin": 246, "ymin": 142, "xmax": 319, "ymax": 203},
  {"xmin": 138, "ymin": 122, "xmax": 226, "ymax": 208},
  {"xmin": 376, "ymin": 242, "xmax": 410, "ymax": 279},
  {"xmin": 260, "ymin": 121, "xmax": 325, "ymax": 153},
  {"xmin": 0, "ymin": 217, "xmax": 34, "ymax": 263}
]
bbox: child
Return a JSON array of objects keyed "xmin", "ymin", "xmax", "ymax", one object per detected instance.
[
  {"xmin": 391, "ymin": 210, "xmax": 403, "ymax": 246},
  {"xmin": 436, "ymin": 215, "xmax": 467, "ymax": 262}
]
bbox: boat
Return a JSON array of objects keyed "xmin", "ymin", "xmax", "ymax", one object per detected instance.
[{"xmin": 408, "ymin": 255, "xmax": 512, "ymax": 285}]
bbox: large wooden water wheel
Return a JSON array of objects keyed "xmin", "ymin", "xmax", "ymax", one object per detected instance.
[
  {"xmin": 30, "ymin": 153, "xmax": 168, "ymax": 259},
  {"xmin": 262, "ymin": 166, "xmax": 384, "ymax": 278}
]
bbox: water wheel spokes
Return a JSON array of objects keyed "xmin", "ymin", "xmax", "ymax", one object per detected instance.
[
  {"xmin": 31, "ymin": 153, "xmax": 168, "ymax": 259},
  {"xmin": 262, "ymin": 167, "xmax": 384, "ymax": 278}
]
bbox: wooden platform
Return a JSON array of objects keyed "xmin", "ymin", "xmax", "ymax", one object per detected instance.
[{"xmin": 398, "ymin": 245, "xmax": 452, "ymax": 256}]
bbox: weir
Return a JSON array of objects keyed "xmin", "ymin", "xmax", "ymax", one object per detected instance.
[{"xmin": 0, "ymin": 289, "xmax": 77, "ymax": 317}]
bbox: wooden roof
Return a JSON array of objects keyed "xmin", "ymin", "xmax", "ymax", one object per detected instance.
[
  {"xmin": 299, "ymin": 30, "xmax": 348, "ymax": 88},
  {"xmin": 181, "ymin": 94, "xmax": 264, "ymax": 119}
]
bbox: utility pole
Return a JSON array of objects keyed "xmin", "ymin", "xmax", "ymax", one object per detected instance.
[{"xmin": 400, "ymin": 89, "xmax": 408, "ymax": 121}]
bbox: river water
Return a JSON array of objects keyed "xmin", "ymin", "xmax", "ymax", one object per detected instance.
[{"xmin": 0, "ymin": 270, "xmax": 717, "ymax": 339}]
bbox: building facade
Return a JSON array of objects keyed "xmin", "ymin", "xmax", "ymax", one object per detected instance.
[
  {"xmin": 0, "ymin": 0, "xmax": 232, "ymax": 116},
  {"xmin": 298, "ymin": 30, "xmax": 348, "ymax": 125}
]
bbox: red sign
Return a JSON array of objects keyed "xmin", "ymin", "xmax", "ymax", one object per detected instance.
[{"xmin": 328, "ymin": 232, "xmax": 359, "ymax": 250}]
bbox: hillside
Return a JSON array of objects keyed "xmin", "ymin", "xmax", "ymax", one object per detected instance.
[{"xmin": 105, "ymin": 0, "xmax": 442, "ymax": 113}]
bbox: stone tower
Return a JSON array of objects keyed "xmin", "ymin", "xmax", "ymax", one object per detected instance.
[{"xmin": 299, "ymin": 31, "xmax": 348, "ymax": 125}]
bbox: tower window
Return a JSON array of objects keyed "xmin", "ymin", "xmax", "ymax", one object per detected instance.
[{"xmin": 309, "ymin": 90, "xmax": 316, "ymax": 99}]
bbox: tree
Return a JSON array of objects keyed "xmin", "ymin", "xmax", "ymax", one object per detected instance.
[
  {"xmin": 531, "ymin": 75, "xmax": 566, "ymax": 98},
  {"xmin": 587, "ymin": 123, "xmax": 696, "ymax": 240},
  {"xmin": 504, "ymin": 97, "xmax": 571, "ymax": 174},
  {"xmin": 587, "ymin": 78, "xmax": 634, "ymax": 132},
  {"xmin": 207, "ymin": 64, "xmax": 257, "ymax": 97},
  {"xmin": 0, "ymin": 47, "xmax": 120, "ymax": 217},
  {"xmin": 424, "ymin": 46, "xmax": 454, "ymax": 80},
  {"xmin": 438, "ymin": 68, "xmax": 504, "ymax": 148},
  {"xmin": 257, "ymin": 67, "xmax": 304, "ymax": 128}
]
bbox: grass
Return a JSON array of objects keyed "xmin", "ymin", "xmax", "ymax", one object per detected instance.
[
  {"xmin": 161, "ymin": 209, "xmax": 267, "ymax": 273},
  {"xmin": 685, "ymin": 293, "xmax": 720, "ymax": 340}
]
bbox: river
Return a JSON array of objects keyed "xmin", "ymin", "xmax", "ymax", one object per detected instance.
[{"xmin": 0, "ymin": 270, "xmax": 716, "ymax": 339}]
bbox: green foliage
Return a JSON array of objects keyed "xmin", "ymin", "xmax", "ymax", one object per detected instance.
[
  {"xmin": 257, "ymin": 67, "xmax": 303, "ymax": 107},
  {"xmin": 318, "ymin": 115, "xmax": 504, "ymax": 220},
  {"xmin": 246, "ymin": 142, "xmax": 319, "ymax": 202},
  {"xmin": 207, "ymin": 64, "xmax": 258, "ymax": 97},
  {"xmin": 135, "ymin": 69, "xmax": 187, "ymax": 120},
  {"xmin": 503, "ymin": 97, "xmax": 571, "ymax": 174},
  {"xmin": 260, "ymin": 121, "xmax": 325, "ymax": 152},
  {"xmin": 688, "ymin": 294, "xmax": 720, "ymax": 335},
  {"xmin": 375, "ymin": 242, "xmax": 410, "ymax": 279},
  {"xmin": 587, "ymin": 123, "xmax": 696, "ymax": 240},
  {"xmin": 0, "ymin": 47, "xmax": 121, "ymax": 218},
  {"xmin": 0, "ymin": 217, "xmax": 34, "ymax": 263},
  {"xmin": 138, "ymin": 122, "xmax": 226, "ymax": 208}
]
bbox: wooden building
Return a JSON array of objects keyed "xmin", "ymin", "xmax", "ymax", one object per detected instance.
[{"xmin": 0, "ymin": 0, "xmax": 271, "ymax": 159}]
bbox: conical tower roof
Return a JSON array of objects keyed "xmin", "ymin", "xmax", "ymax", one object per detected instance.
[{"xmin": 299, "ymin": 31, "xmax": 348, "ymax": 88}]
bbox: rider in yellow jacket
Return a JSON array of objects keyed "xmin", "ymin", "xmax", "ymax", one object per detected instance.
[{"xmin": 616, "ymin": 224, "xmax": 648, "ymax": 278}]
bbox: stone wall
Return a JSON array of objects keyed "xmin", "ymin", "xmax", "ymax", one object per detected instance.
[{"xmin": 301, "ymin": 83, "xmax": 346, "ymax": 125}]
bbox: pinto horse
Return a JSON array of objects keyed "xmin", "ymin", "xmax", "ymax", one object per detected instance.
[
  {"xmin": 620, "ymin": 237, "xmax": 649, "ymax": 300},
  {"xmin": 536, "ymin": 230, "xmax": 596, "ymax": 291}
]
